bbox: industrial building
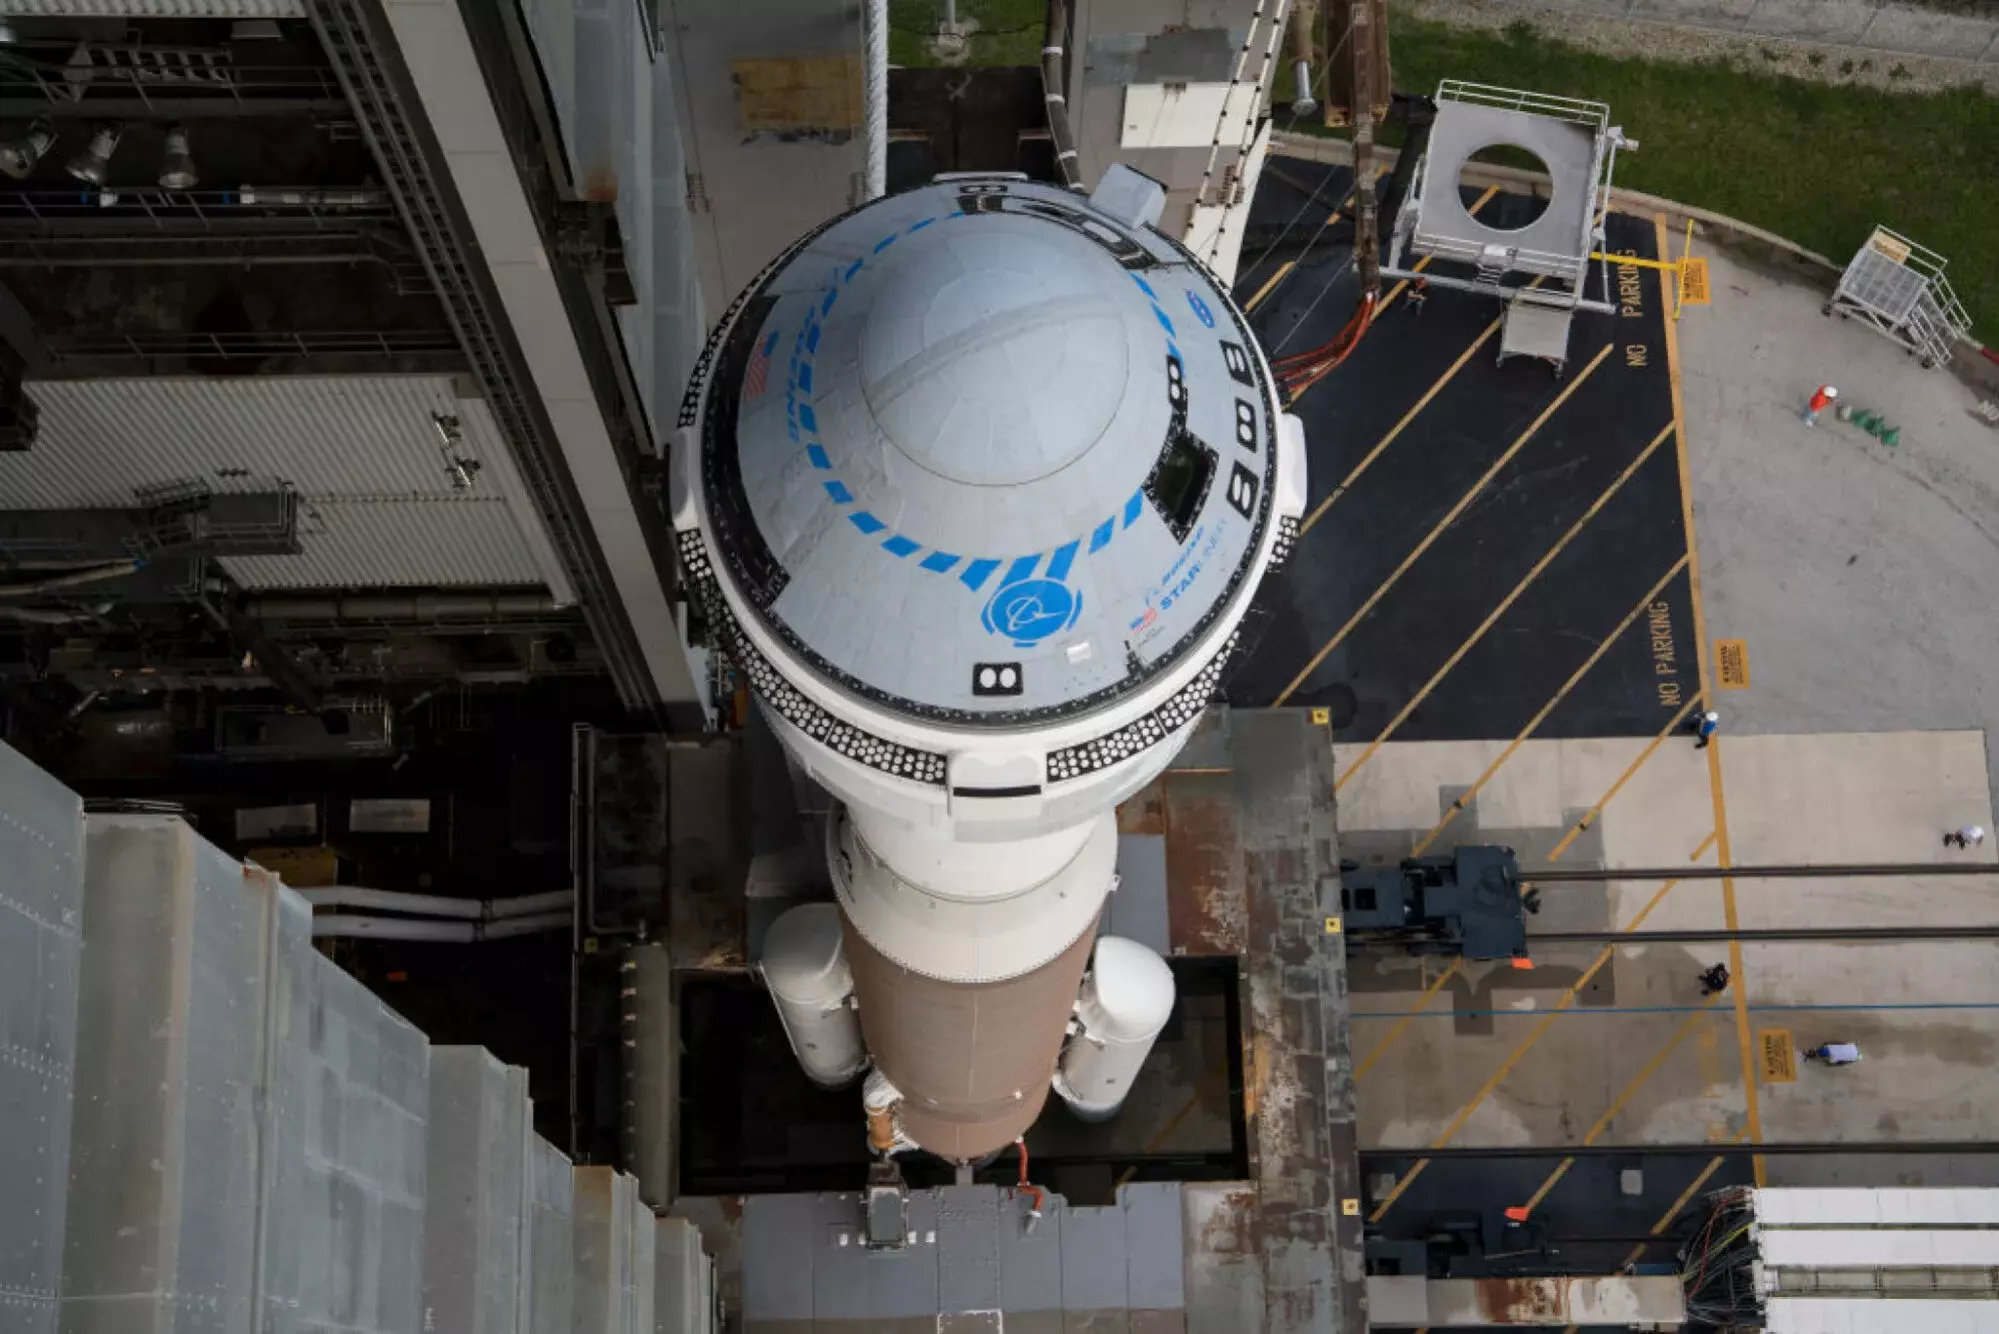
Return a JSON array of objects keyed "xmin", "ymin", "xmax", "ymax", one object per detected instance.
[{"xmin": 3, "ymin": 1, "xmax": 1998, "ymax": 1333}]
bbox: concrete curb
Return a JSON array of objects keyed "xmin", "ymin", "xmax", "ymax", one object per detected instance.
[{"xmin": 1266, "ymin": 130, "xmax": 1993, "ymax": 381}]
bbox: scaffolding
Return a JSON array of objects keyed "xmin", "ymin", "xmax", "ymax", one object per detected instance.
[
  {"xmin": 1384, "ymin": 80, "xmax": 1635, "ymax": 375},
  {"xmin": 1827, "ymin": 226, "xmax": 1972, "ymax": 369}
]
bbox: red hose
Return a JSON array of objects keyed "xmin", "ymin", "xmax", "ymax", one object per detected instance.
[{"xmin": 1016, "ymin": 1140, "xmax": 1045, "ymax": 1212}]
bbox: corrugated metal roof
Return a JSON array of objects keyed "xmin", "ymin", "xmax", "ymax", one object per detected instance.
[
  {"xmin": 222, "ymin": 499, "xmax": 546, "ymax": 590},
  {"xmin": 0, "ymin": 2, "xmax": 304, "ymax": 15},
  {"xmin": 2, "ymin": 377, "xmax": 576, "ymax": 597}
]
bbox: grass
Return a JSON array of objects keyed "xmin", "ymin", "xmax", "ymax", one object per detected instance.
[
  {"xmin": 1383, "ymin": 16, "xmax": 1999, "ymax": 336},
  {"xmin": 887, "ymin": 0, "xmax": 1047, "ymax": 69}
]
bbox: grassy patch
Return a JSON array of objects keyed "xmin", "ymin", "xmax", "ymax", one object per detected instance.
[
  {"xmin": 1383, "ymin": 16, "xmax": 1999, "ymax": 335},
  {"xmin": 888, "ymin": 0, "xmax": 1046, "ymax": 69}
]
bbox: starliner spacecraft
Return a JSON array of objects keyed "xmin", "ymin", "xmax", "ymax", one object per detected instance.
[{"xmin": 672, "ymin": 166, "xmax": 1306, "ymax": 1165}]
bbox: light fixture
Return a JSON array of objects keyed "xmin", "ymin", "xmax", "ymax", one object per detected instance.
[
  {"xmin": 157, "ymin": 124, "xmax": 196, "ymax": 190},
  {"xmin": 0, "ymin": 117, "xmax": 55, "ymax": 180},
  {"xmin": 65, "ymin": 123, "xmax": 120, "ymax": 187},
  {"xmin": 0, "ymin": 20, "xmax": 18, "ymax": 45}
]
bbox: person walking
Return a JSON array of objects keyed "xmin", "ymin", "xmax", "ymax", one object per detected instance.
[
  {"xmin": 1699, "ymin": 962, "xmax": 1730, "ymax": 996},
  {"xmin": 1689, "ymin": 710, "xmax": 1720, "ymax": 749},
  {"xmin": 1944, "ymin": 824, "xmax": 1987, "ymax": 849},
  {"xmin": 1805, "ymin": 1042, "xmax": 1862, "ymax": 1066},
  {"xmin": 1804, "ymin": 383, "xmax": 1838, "ymax": 426},
  {"xmin": 1406, "ymin": 277, "xmax": 1429, "ymax": 317}
]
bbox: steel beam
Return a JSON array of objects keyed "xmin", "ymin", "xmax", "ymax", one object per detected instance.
[
  {"xmin": 1361, "ymin": 1141, "xmax": 1999, "ymax": 1159},
  {"xmin": 0, "ymin": 98, "xmax": 348, "ymax": 119}
]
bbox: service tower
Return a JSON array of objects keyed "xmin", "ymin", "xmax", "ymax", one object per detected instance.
[{"xmin": 671, "ymin": 167, "xmax": 1307, "ymax": 1165}]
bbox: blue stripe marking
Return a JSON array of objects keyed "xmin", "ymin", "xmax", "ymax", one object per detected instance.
[
  {"xmin": 821, "ymin": 289, "xmax": 838, "ymax": 315},
  {"xmin": 960, "ymin": 558, "xmax": 1002, "ymax": 591},
  {"xmin": 1002, "ymin": 554, "xmax": 1039, "ymax": 587},
  {"xmin": 806, "ymin": 444, "xmax": 831, "ymax": 469},
  {"xmin": 909, "ymin": 217, "xmax": 938, "ymax": 232},
  {"xmin": 874, "ymin": 235, "xmax": 896, "ymax": 253},
  {"xmin": 787, "ymin": 422, "xmax": 799, "ymax": 443},
  {"xmin": 823, "ymin": 480, "xmax": 852, "ymax": 503},
  {"xmin": 844, "ymin": 259, "xmax": 864, "ymax": 282},
  {"xmin": 1152, "ymin": 305, "xmax": 1176, "ymax": 336},
  {"xmin": 1088, "ymin": 516, "xmax": 1116, "ymax": 553},
  {"xmin": 798, "ymin": 405, "xmax": 818, "ymax": 434},
  {"xmin": 882, "ymin": 534, "xmax": 920, "ymax": 558},
  {"xmin": 849, "ymin": 510, "xmax": 886, "ymax": 535},
  {"xmin": 1168, "ymin": 341, "xmax": 1181, "ymax": 362},
  {"xmin": 1045, "ymin": 540, "xmax": 1080, "ymax": 582},
  {"xmin": 806, "ymin": 326, "xmax": 821, "ymax": 352},
  {"xmin": 798, "ymin": 364, "xmax": 813, "ymax": 393},
  {"xmin": 1123, "ymin": 491, "xmax": 1144, "ymax": 528},
  {"xmin": 920, "ymin": 550, "xmax": 962, "ymax": 573},
  {"xmin": 761, "ymin": 330, "xmax": 780, "ymax": 355},
  {"xmin": 1132, "ymin": 274, "xmax": 1156, "ymax": 297}
]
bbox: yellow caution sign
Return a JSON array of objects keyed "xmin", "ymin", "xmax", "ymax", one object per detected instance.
[
  {"xmin": 1871, "ymin": 231, "xmax": 1913, "ymax": 265},
  {"xmin": 1717, "ymin": 639, "xmax": 1751, "ymax": 689},
  {"xmin": 1759, "ymin": 1029, "xmax": 1797, "ymax": 1083},
  {"xmin": 1342, "ymin": 1197, "xmax": 1362, "ymax": 1216},
  {"xmin": 1311, "ymin": 707, "xmax": 1331, "ymax": 726},
  {"xmin": 1679, "ymin": 256, "xmax": 1711, "ymax": 306},
  {"xmin": 1325, "ymin": 916, "xmax": 1343, "ymax": 935}
]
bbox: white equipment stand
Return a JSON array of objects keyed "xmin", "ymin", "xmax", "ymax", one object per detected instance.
[
  {"xmin": 1384, "ymin": 81, "xmax": 1636, "ymax": 376},
  {"xmin": 1826, "ymin": 226, "xmax": 1972, "ymax": 369}
]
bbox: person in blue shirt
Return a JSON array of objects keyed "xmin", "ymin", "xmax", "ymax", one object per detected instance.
[{"xmin": 1690, "ymin": 710, "xmax": 1720, "ymax": 749}]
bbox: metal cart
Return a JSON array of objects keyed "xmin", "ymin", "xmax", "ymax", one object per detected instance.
[{"xmin": 1826, "ymin": 227, "xmax": 1972, "ymax": 369}]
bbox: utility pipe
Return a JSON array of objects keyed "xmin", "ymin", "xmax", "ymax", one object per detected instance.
[
  {"xmin": 296, "ymin": 885, "xmax": 576, "ymax": 920},
  {"xmin": 310, "ymin": 910, "xmax": 572, "ymax": 941},
  {"xmin": 863, "ymin": 0, "xmax": 888, "ymax": 198}
]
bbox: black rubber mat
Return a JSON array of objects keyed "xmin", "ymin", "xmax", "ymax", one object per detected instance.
[{"xmin": 1228, "ymin": 162, "xmax": 1697, "ymax": 742}]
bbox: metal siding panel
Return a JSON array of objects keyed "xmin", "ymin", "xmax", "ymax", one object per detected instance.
[
  {"xmin": 999, "ymin": 1191, "xmax": 1063, "ymax": 1314},
  {"xmin": 1109, "ymin": 834, "xmax": 1170, "ymax": 954},
  {"xmin": 741, "ymin": 1195, "xmax": 818, "ymax": 1323},
  {"xmin": 937, "ymin": 1186, "xmax": 1003, "ymax": 1316},
  {"xmin": 4, "ymin": 377, "xmax": 573, "ymax": 594},
  {"xmin": 528, "ymin": 1138, "xmax": 577, "ymax": 1334},
  {"xmin": 0, "ymin": 742, "xmax": 84, "ymax": 1334},
  {"xmin": 1061, "ymin": 1204, "xmax": 1130, "ymax": 1314},
  {"xmin": 1121, "ymin": 1184, "xmax": 1184, "ymax": 1312},
  {"xmin": 220, "ymin": 498, "xmax": 547, "ymax": 589}
]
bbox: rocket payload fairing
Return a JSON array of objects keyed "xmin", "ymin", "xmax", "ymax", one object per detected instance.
[{"xmin": 671, "ymin": 166, "xmax": 1306, "ymax": 1164}]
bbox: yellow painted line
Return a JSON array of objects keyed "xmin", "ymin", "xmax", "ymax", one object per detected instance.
[
  {"xmin": 1277, "ymin": 341, "xmax": 1616, "ymax": 707},
  {"xmin": 1370, "ymin": 827, "xmax": 1715, "ymax": 1225},
  {"xmin": 1354, "ymin": 958, "xmax": 1463, "ymax": 1083},
  {"xmin": 1515, "ymin": 999, "xmax": 1718, "ymax": 1216},
  {"xmin": 1356, "ymin": 699, "xmax": 1695, "ymax": 1084},
  {"xmin": 1561, "ymin": 1136, "xmax": 1741, "ymax": 1332},
  {"xmin": 1657, "ymin": 211, "xmax": 1761, "ymax": 1184},
  {"xmin": 1410, "ymin": 553, "xmax": 1691, "ymax": 858},
  {"xmin": 1244, "ymin": 259, "xmax": 1299, "ymax": 315},
  {"xmin": 1293, "ymin": 186, "xmax": 1507, "ymax": 515},
  {"xmin": 1370, "ymin": 946, "xmax": 1621, "ymax": 1222},
  {"xmin": 1542, "ymin": 695, "xmax": 1702, "ymax": 864},
  {"xmin": 1589, "ymin": 249, "xmax": 1680, "ymax": 273},
  {"xmin": 1337, "ymin": 421, "xmax": 1676, "ymax": 789},
  {"xmin": 1296, "ymin": 321, "xmax": 1500, "ymax": 532},
  {"xmin": 1597, "ymin": 830, "xmax": 1715, "ymax": 935}
]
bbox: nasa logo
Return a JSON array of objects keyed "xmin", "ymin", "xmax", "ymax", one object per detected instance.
[
  {"xmin": 982, "ymin": 577, "xmax": 1084, "ymax": 648},
  {"xmin": 1185, "ymin": 290, "xmax": 1216, "ymax": 329}
]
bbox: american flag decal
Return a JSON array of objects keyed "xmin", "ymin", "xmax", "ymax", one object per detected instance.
[{"xmin": 744, "ymin": 329, "xmax": 778, "ymax": 398}]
